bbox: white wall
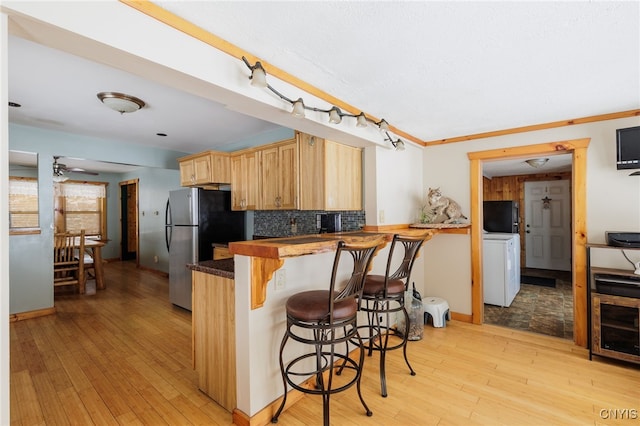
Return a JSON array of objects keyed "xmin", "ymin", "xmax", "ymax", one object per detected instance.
[
  {"xmin": 365, "ymin": 142, "xmax": 425, "ymax": 226},
  {"xmin": 363, "ymin": 142, "xmax": 429, "ymax": 295},
  {"xmin": 421, "ymin": 116, "xmax": 640, "ymax": 315}
]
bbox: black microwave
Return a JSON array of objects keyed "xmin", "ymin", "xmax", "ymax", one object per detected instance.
[{"xmin": 616, "ymin": 125, "xmax": 640, "ymax": 170}]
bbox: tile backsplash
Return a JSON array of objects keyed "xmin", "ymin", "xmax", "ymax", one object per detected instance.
[{"xmin": 253, "ymin": 210, "xmax": 366, "ymax": 238}]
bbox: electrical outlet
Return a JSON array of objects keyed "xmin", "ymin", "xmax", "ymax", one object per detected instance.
[
  {"xmin": 275, "ymin": 269, "xmax": 286, "ymax": 291},
  {"xmin": 153, "ymin": 255, "xmax": 159, "ymax": 263},
  {"xmin": 379, "ymin": 210, "xmax": 385, "ymax": 223}
]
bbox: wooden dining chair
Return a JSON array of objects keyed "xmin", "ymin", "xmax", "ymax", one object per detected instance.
[{"xmin": 54, "ymin": 230, "xmax": 86, "ymax": 294}]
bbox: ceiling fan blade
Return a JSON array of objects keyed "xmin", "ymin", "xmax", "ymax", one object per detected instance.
[{"xmin": 68, "ymin": 169, "xmax": 99, "ymax": 176}]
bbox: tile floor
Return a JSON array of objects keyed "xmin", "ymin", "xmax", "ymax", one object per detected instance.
[{"xmin": 484, "ymin": 268, "xmax": 574, "ymax": 340}]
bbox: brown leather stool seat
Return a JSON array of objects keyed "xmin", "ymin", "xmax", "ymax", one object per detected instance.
[
  {"xmin": 359, "ymin": 231, "xmax": 432, "ymax": 398},
  {"xmin": 271, "ymin": 237, "xmax": 384, "ymax": 426},
  {"xmin": 286, "ymin": 290, "xmax": 357, "ymax": 322},
  {"xmin": 361, "ymin": 275, "xmax": 405, "ymax": 296}
]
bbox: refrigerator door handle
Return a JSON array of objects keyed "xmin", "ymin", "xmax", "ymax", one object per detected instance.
[{"xmin": 165, "ymin": 198, "xmax": 171, "ymax": 252}]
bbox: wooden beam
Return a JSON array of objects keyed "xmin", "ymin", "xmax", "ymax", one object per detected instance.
[
  {"xmin": 427, "ymin": 109, "xmax": 640, "ymax": 146},
  {"xmin": 119, "ymin": 0, "xmax": 424, "ymax": 145}
]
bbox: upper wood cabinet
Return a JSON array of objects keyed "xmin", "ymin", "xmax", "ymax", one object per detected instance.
[
  {"xmin": 230, "ymin": 149, "xmax": 260, "ymax": 211},
  {"xmin": 260, "ymin": 139, "xmax": 298, "ymax": 210},
  {"xmin": 178, "ymin": 151, "xmax": 231, "ymax": 187},
  {"xmin": 298, "ymin": 132, "xmax": 362, "ymax": 211}
]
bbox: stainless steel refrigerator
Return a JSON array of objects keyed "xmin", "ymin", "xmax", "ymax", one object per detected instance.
[
  {"xmin": 483, "ymin": 200, "xmax": 519, "ymax": 234},
  {"xmin": 165, "ymin": 188, "xmax": 246, "ymax": 310}
]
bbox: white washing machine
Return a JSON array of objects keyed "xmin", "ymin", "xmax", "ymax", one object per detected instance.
[{"xmin": 483, "ymin": 233, "xmax": 520, "ymax": 307}]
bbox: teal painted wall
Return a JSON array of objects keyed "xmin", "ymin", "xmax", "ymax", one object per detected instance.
[
  {"xmin": 8, "ymin": 124, "xmax": 187, "ymax": 314},
  {"xmin": 8, "ymin": 123, "xmax": 293, "ymax": 314},
  {"xmin": 122, "ymin": 167, "xmax": 182, "ymax": 273}
]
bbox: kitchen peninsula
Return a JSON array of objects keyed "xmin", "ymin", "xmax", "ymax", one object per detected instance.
[{"xmin": 191, "ymin": 230, "xmax": 433, "ymax": 426}]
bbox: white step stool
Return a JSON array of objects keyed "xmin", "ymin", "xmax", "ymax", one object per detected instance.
[{"xmin": 423, "ymin": 297, "xmax": 450, "ymax": 328}]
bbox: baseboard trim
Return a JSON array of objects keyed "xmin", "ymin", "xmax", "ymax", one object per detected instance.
[
  {"xmin": 451, "ymin": 311, "xmax": 472, "ymax": 323},
  {"xmin": 232, "ymin": 382, "xmax": 310, "ymax": 426},
  {"xmin": 10, "ymin": 306, "xmax": 56, "ymax": 322},
  {"xmin": 138, "ymin": 264, "xmax": 169, "ymax": 278}
]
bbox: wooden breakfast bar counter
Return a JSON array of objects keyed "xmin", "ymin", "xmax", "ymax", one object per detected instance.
[
  {"xmin": 195, "ymin": 230, "xmax": 433, "ymax": 425},
  {"xmin": 229, "ymin": 232, "xmax": 396, "ymax": 310}
]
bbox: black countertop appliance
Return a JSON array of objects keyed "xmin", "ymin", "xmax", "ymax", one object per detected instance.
[{"xmin": 483, "ymin": 200, "xmax": 519, "ymax": 233}]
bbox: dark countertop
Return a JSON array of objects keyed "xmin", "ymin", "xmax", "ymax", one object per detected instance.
[{"xmin": 187, "ymin": 259, "xmax": 234, "ymax": 279}]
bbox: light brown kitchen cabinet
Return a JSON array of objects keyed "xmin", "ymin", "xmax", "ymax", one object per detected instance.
[
  {"xmin": 192, "ymin": 271, "xmax": 236, "ymax": 412},
  {"xmin": 260, "ymin": 139, "xmax": 298, "ymax": 210},
  {"xmin": 298, "ymin": 132, "xmax": 362, "ymax": 211},
  {"xmin": 230, "ymin": 149, "xmax": 260, "ymax": 210},
  {"xmin": 178, "ymin": 151, "xmax": 231, "ymax": 187}
]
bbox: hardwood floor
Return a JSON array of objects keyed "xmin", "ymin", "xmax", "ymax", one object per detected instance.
[{"xmin": 11, "ymin": 261, "xmax": 640, "ymax": 425}]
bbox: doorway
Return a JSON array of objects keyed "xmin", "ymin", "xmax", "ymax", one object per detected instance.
[
  {"xmin": 482, "ymin": 171, "xmax": 573, "ymax": 339},
  {"xmin": 468, "ymin": 138, "xmax": 590, "ymax": 347},
  {"xmin": 120, "ymin": 179, "xmax": 139, "ymax": 264}
]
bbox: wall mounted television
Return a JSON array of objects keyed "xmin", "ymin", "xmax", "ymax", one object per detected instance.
[{"xmin": 616, "ymin": 125, "xmax": 640, "ymax": 170}]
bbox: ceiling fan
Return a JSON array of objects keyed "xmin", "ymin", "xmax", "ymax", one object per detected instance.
[{"xmin": 53, "ymin": 156, "xmax": 99, "ymax": 178}]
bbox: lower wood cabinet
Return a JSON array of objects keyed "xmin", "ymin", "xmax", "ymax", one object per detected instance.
[
  {"xmin": 192, "ymin": 271, "xmax": 236, "ymax": 411},
  {"xmin": 591, "ymin": 292, "xmax": 640, "ymax": 364}
]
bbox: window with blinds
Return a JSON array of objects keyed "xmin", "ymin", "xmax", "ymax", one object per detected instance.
[
  {"xmin": 54, "ymin": 181, "xmax": 108, "ymax": 238},
  {"xmin": 9, "ymin": 177, "xmax": 39, "ymax": 229}
]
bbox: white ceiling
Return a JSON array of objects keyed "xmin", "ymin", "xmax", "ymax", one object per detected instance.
[{"xmin": 6, "ymin": 1, "xmax": 639, "ymax": 177}]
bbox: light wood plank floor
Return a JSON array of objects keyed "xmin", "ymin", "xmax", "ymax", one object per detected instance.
[{"xmin": 10, "ymin": 261, "xmax": 640, "ymax": 425}]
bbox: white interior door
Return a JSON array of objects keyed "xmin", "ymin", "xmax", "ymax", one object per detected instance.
[{"xmin": 524, "ymin": 180, "xmax": 571, "ymax": 271}]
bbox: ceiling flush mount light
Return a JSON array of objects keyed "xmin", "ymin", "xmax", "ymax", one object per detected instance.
[
  {"xmin": 525, "ymin": 158, "xmax": 549, "ymax": 168},
  {"xmin": 97, "ymin": 92, "xmax": 146, "ymax": 114},
  {"xmin": 240, "ymin": 56, "xmax": 406, "ymax": 147}
]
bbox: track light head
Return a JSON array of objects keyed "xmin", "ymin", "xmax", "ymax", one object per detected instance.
[
  {"xmin": 328, "ymin": 107, "xmax": 342, "ymax": 124},
  {"xmin": 250, "ymin": 61, "xmax": 267, "ymax": 88},
  {"xmin": 384, "ymin": 131, "xmax": 405, "ymax": 151},
  {"xmin": 356, "ymin": 112, "xmax": 368, "ymax": 128},
  {"xmin": 291, "ymin": 98, "xmax": 306, "ymax": 118}
]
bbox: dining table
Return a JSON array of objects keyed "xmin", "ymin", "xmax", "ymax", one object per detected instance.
[{"xmin": 73, "ymin": 237, "xmax": 107, "ymax": 290}]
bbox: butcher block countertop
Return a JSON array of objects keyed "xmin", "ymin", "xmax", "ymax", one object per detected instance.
[
  {"xmin": 228, "ymin": 229, "xmax": 435, "ymax": 310},
  {"xmin": 227, "ymin": 230, "xmax": 427, "ymax": 259}
]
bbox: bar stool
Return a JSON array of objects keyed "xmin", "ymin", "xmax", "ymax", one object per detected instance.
[
  {"xmin": 271, "ymin": 237, "xmax": 384, "ymax": 426},
  {"xmin": 359, "ymin": 231, "xmax": 431, "ymax": 397}
]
